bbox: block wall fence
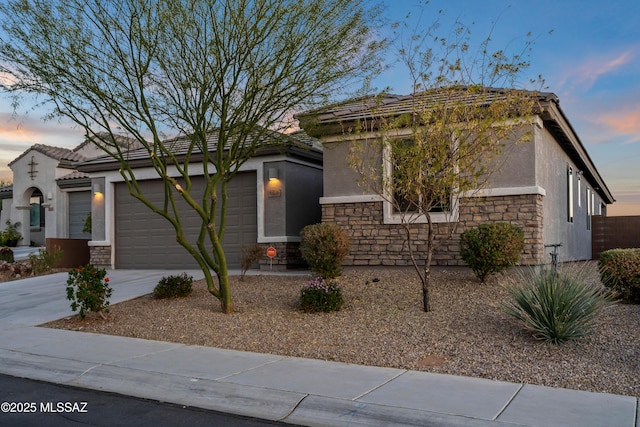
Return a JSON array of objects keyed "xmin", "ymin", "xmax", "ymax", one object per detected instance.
[{"xmin": 321, "ymin": 194, "xmax": 545, "ymax": 267}]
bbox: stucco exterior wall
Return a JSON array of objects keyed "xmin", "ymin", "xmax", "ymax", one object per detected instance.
[
  {"xmin": 484, "ymin": 126, "xmax": 537, "ymax": 189},
  {"xmin": 253, "ymin": 159, "xmax": 323, "ymax": 269},
  {"xmin": 318, "ymin": 119, "xmax": 602, "ymax": 266},
  {"xmin": 8, "ymin": 151, "xmax": 62, "ymax": 246},
  {"xmin": 285, "ymin": 162, "xmax": 323, "ymax": 236},
  {"xmin": 0, "ymin": 198, "xmax": 12, "ymax": 230},
  {"xmin": 262, "ymin": 159, "xmax": 322, "ymax": 239},
  {"xmin": 534, "ymin": 125, "xmax": 602, "ymax": 261},
  {"xmin": 321, "ymin": 140, "xmax": 371, "ymax": 198}
]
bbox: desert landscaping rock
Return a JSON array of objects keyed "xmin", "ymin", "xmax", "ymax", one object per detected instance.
[{"xmin": 43, "ymin": 265, "xmax": 640, "ymax": 398}]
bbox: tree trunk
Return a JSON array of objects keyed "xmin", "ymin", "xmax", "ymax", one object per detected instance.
[
  {"xmin": 422, "ymin": 214, "xmax": 435, "ymax": 312},
  {"xmin": 422, "ymin": 264, "xmax": 431, "ymax": 312},
  {"xmin": 219, "ymin": 274, "xmax": 234, "ymax": 314}
]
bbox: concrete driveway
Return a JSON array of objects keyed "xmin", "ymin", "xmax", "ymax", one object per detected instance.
[{"xmin": 0, "ymin": 269, "xmax": 204, "ymax": 327}]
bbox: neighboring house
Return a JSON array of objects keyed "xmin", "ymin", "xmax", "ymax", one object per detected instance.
[
  {"xmin": 0, "ymin": 143, "xmax": 95, "ymax": 247},
  {"xmin": 73, "ymin": 130, "xmax": 323, "ymax": 270},
  {"xmin": 297, "ymin": 88, "xmax": 615, "ymax": 265}
]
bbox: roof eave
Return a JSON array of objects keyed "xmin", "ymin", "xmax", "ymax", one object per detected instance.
[
  {"xmin": 541, "ymin": 100, "xmax": 614, "ymax": 204},
  {"xmin": 75, "ymin": 144, "xmax": 323, "ymax": 173}
]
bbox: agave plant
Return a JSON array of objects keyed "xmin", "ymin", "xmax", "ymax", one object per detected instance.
[{"xmin": 503, "ymin": 266, "xmax": 614, "ymax": 344}]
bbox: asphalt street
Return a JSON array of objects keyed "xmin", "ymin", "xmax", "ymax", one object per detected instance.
[{"xmin": 0, "ymin": 374, "xmax": 296, "ymax": 427}]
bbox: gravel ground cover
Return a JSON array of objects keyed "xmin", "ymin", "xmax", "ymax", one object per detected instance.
[{"xmin": 43, "ymin": 265, "xmax": 640, "ymax": 397}]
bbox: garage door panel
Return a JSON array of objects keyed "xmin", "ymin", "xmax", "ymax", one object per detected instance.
[{"xmin": 115, "ymin": 173, "xmax": 257, "ymax": 269}]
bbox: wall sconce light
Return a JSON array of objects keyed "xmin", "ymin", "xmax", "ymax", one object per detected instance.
[
  {"xmin": 93, "ymin": 183, "xmax": 102, "ymax": 193},
  {"xmin": 268, "ymin": 168, "xmax": 279, "ymax": 181},
  {"xmin": 46, "ymin": 192, "xmax": 53, "ymax": 201}
]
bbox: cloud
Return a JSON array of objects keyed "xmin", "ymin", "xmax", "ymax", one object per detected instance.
[
  {"xmin": 0, "ymin": 110, "xmax": 83, "ymax": 180},
  {"xmin": 0, "ymin": 70, "xmax": 17, "ymax": 86},
  {"xmin": 556, "ymin": 48, "xmax": 637, "ymax": 93},
  {"xmin": 0, "ymin": 111, "xmax": 81, "ymax": 138},
  {"xmin": 598, "ymin": 106, "xmax": 640, "ymax": 136}
]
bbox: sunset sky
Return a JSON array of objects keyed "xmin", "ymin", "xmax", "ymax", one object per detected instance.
[{"xmin": 1, "ymin": 0, "xmax": 639, "ymax": 216}]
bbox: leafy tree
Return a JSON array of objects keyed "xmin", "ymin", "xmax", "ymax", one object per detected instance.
[
  {"xmin": 0, "ymin": 0, "xmax": 384, "ymax": 313},
  {"xmin": 347, "ymin": 7, "xmax": 544, "ymax": 311}
]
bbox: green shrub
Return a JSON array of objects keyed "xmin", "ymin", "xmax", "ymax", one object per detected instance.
[
  {"xmin": 153, "ymin": 272, "xmax": 194, "ymax": 299},
  {"xmin": 28, "ymin": 248, "xmax": 63, "ymax": 275},
  {"xmin": 66, "ymin": 264, "xmax": 112, "ymax": 319},
  {"xmin": 503, "ymin": 267, "xmax": 614, "ymax": 344},
  {"xmin": 0, "ymin": 246, "xmax": 14, "ymax": 263},
  {"xmin": 460, "ymin": 222, "xmax": 525, "ymax": 283},
  {"xmin": 82, "ymin": 212, "xmax": 92, "ymax": 234},
  {"xmin": 299, "ymin": 223, "xmax": 349, "ymax": 279},
  {"xmin": 240, "ymin": 244, "xmax": 264, "ymax": 280},
  {"xmin": 598, "ymin": 248, "xmax": 640, "ymax": 303},
  {"xmin": 1, "ymin": 221, "xmax": 22, "ymax": 247},
  {"xmin": 300, "ymin": 277, "xmax": 344, "ymax": 312}
]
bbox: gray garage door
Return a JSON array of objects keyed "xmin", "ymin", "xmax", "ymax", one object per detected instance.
[
  {"xmin": 68, "ymin": 191, "xmax": 91, "ymax": 239},
  {"xmin": 115, "ymin": 173, "xmax": 257, "ymax": 269}
]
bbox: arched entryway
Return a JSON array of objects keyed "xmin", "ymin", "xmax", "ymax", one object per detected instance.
[{"xmin": 28, "ymin": 187, "xmax": 45, "ymax": 246}]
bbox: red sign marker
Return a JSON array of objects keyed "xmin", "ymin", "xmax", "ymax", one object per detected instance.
[{"xmin": 266, "ymin": 247, "xmax": 277, "ymax": 258}]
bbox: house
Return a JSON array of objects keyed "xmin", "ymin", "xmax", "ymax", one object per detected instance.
[
  {"xmin": 2, "ymin": 87, "xmax": 614, "ymax": 270},
  {"xmin": 1, "ymin": 129, "xmax": 321, "ymax": 270},
  {"xmin": 72, "ymin": 129, "xmax": 323, "ymax": 270},
  {"xmin": 0, "ymin": 143, "xmax": 96, "ymax": 247},
  {"xmin": 297, "ymin": 88, "xmax": 615, "ymax": 266},
  {"xmin": 0, "ymin": 135, "xmax": 148, "ymax": 265}
]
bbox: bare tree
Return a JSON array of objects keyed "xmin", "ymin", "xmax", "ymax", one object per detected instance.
[
  {"xmin": 348, "ymin": 8, "xmax": 545, "ymax": 311},
  {"xmin": 0, "ymin": 0, "xmax": 384, "ymax": 313}
]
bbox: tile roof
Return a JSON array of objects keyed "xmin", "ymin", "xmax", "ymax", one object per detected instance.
[
  {"xmin": 78, "ymin": 127, "xmax": 321, "ymax": 169},
  {"xmin": 72, "ymin": 131, "xmax": 141, "ymax": 152},
  {"xmin": 0, "ymin": 184, "xmax": 12, "ymax": 198},
  {"xmin": 56, "ymin": 170, "xmax": 90, "ymax": 181},
  {"xmin": 297, "ymin": 87, "xmax": 557, "ymax": 125},
  {"xmin": 297, "ymin": 86, "xmax": 614, "ymax": 205},
  {"xmin": 8, "ymin": 144, "xmax": 88, "ymax": 168}
]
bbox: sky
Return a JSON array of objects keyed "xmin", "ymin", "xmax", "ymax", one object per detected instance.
[{"xmin": 1, "ymin": 0, "xmax": 639, "ymax": 216}]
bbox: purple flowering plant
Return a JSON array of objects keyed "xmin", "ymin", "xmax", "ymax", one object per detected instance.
[{"xmin": 300, "ymin": 276, "xmax": 344, "ymax": 312}]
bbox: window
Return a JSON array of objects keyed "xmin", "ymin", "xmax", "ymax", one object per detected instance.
[
  {"xmin": 577, "ymin": 175, "xmax": 581, "ymax": 207},
  {"xmin": 393, "ymin": 187, "xmax": 449, "ymax": 214},
  {"xmin": 586, "ymin": 186, "xmax": 591, "ymax": 230},
  {"xmin": 391, "ymin": 139, "xmax": 450, "ymax": 215},
  {"xmin": 567, "ymin": 166, "xmax": 574, "ymax": 223}
]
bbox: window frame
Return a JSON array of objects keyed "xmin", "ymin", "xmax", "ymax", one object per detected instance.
[
  {"xmin": 567, "ymin": 166, "xmax": 574, "ymax": 223},
  {"xmin": 382, "ymin": 138, "xmax": 457, "ymax": 225},
  {"xmin": 586, "ymin": 186, "xmax": 592, "ymax": 230}
]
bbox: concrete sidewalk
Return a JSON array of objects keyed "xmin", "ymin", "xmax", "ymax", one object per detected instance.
[{"xmin": 0, "ymin": 271, "xmax": 638, "ymax": 426}]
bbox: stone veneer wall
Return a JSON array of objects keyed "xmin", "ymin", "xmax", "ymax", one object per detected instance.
[
  {"xmin": 257, "ymin": 242, "xmax": 305, "ymax": 270},
  {"xmin": 89, "ymin": 245, "xmax": 112, "ymax": 268},
  {"xmin": 321, "ymin": 193, "xmax": 544, "ymax": 267}
]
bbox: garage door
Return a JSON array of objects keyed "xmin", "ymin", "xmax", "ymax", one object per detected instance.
[
  {"xmin": 68, "ymin": 191, "xmax": 91, "ymax": 239},
  {"xmin": 115, "ymin": 173, "xmax": 257, "ymax": 269}
]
